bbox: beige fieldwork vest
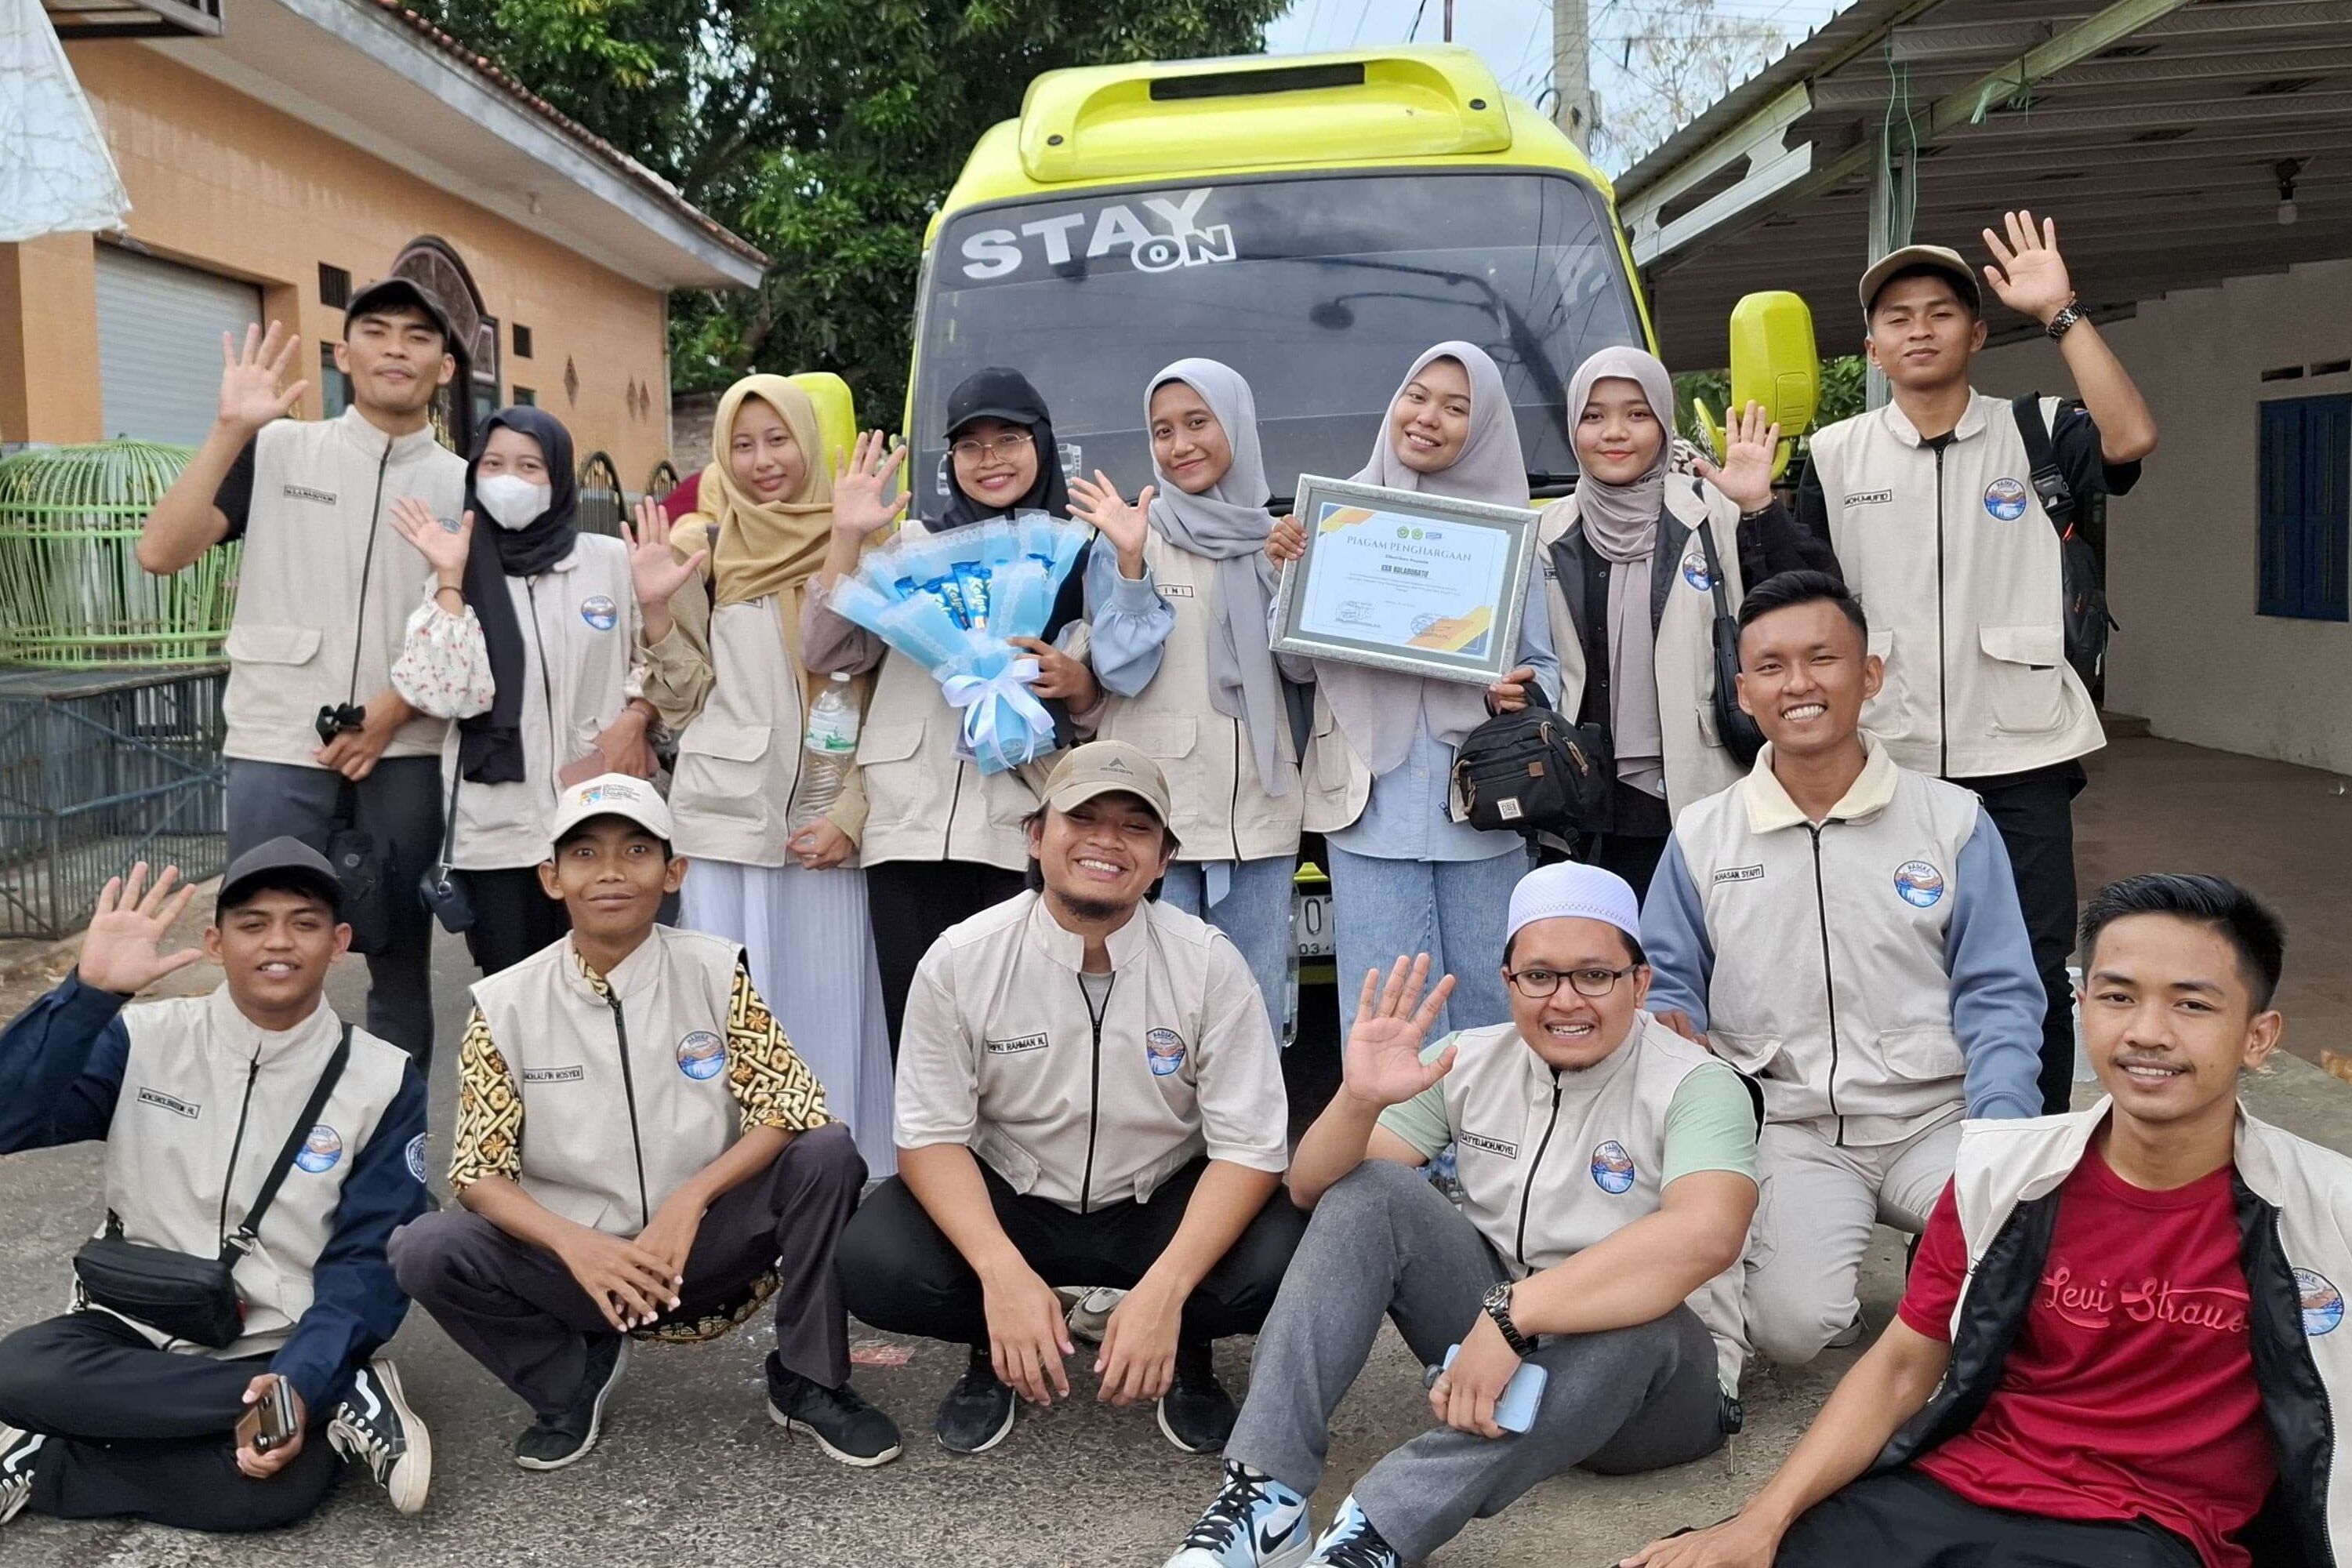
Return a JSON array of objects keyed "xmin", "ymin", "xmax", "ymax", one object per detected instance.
[
  {"xmin": 1298, "ymin": 683, "xmax": 1374, "ymax": 837},
  {"xmin": 470, "ymin": 927, "xmax": 745, "ymax": 1235},
  {"xmin": 893, "ymin": 891, "xmax": 1290, "ymax": 1210},
  {"xmin": 223, "ymin": 408, "xmax": 463, "ymax": 767},
  {"xmin": 1670, "ymin": 738, "xmax": 1980, "ymax": 1144},
  {"xmin": 1540, "ymin": 477, "xmax": 1748, "ymax": 818},
  {"xmin": 1439, "ymin": 1014, "xmax": 1750, "ymax": 1391},
  {"xmin": 1808, "ymin": 394, "xmax": 2104, "ymax": 779},
  {"xmin": 1947, "ymin": 1103, "xmax": 2352, "ymax": 1553},
  {"xmin": 99, "ymin": 988, "xmax": 412, "ymax": 1359},
  {"xmin": 855, "ymin": 645, "xmax": 1060, "ymax": 872},
  {"xmin": 442, "ymin": 535, "xmax": 642, "ymax": 869},
  {"xmin": 1096, "ymin": 534, "xmax": 1303, "ymax": 862}
]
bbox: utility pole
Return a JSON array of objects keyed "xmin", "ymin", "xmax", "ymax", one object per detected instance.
[
  {"xmin": 1443, "ymin": 0, "xmax": 1453, "ymax": 42},
  {"xmin": 1552, "ymin": 0, "xmax": 1591, "ymax": 148}
]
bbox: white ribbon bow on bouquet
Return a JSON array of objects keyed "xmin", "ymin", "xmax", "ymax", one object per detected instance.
[{"xmin": 940, "ymin": 657, "xmax": 1057, "ymax": 774}]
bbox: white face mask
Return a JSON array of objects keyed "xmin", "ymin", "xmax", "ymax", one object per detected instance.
[{"xmin": 476, "ymin": 473, "xmax": 551, "ymax": 532}]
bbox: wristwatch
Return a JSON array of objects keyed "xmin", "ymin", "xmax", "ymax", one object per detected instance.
[
  {"xmin": 1481, "ymin": 1282, "xmax": 1535, "ymax": 1356},
  {"xmin": 2045, "ymin": 302, "xmax": 2085, "ymax": 342}
]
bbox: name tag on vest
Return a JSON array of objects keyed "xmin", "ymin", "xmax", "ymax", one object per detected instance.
[
  {"xmin": 282, "ymin": 484, "xmax": 338, "ymax": 506},
  {"xmin": 1842, "ymin": 488, "xmax": 1894, "ymax": 507},
  {"xmin": 1713, "ymin": 864, "xmax": 1766, "ymax": 884},
  {"xmin": 136, "ymin": 1087, "xmax": 201, "ymax": 1120},
  {"xmin": 522, "ymin": 1065, "xmax": 586, "ymax": 1083},
  {"xmin": 1460, "ymin": 1130, "xmax": 1519, "ymax": 1160},
  {"xmin": 986, "ymin": 1033, "xmax": 1049, "ymax": 1056},
  {"xmin": 1158, "ymin": 583, "xmax": 1195, "ymax": 599}
]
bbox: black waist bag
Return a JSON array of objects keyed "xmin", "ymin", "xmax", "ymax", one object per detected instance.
[
  {"xmin": 1450, "ymin": 706, "xmax": 1612, "ymax": 838},
  {"xmin": 72, "ymin": 1028, "xmax": 350, "ymax": 1347},
  {"xmin": 325, "ymin": 781, "xmax": 396, "ymax": 956}
]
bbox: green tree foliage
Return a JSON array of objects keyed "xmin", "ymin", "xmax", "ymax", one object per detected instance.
[{"xmin": 408, "ymin": 0, "xmax": 1286, "ymax": 424}]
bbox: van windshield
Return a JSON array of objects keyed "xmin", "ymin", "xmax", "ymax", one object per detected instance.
[{"xmin": 913, "ymin": 169, "xmax": 1643, "ymax": 510}]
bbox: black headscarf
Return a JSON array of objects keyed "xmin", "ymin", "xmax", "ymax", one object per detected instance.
[
  {"xmin": 934, "ymin": 367, "xmax": 1070, "ymax": 530},
  {"xmin": 457, "ymin": 405, "xmax": 579, "ymax": 784}
]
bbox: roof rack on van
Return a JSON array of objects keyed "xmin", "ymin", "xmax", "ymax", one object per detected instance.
[{"xmin": 1016, "ymin": 44, "xmax": 1514, "ymax": 186}]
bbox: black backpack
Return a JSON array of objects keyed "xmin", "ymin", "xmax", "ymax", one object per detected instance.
[
  {"xmin": 1449, "ymin": 706, "xmax": 1612, "ymax": 839},
  {"xmin": 2012, "ymin": 394, "xmax": 2117, "ymax": 688}
]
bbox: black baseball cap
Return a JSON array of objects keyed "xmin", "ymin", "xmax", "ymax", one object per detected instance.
[
  {"xmin": 217, "ymin": 836, "xmax": 344, "ymax": 917},
  {"xmin": 944, "ymin": 366, "xmax": 1049, "ymax": 438},
  {"xmin": 344, "ymin": 276, "xmax": 456, "ymax": 347}
]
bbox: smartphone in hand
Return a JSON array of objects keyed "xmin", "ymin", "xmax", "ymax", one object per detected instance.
[
  {"xmin": 1438, "ymin": 1343, "xmax": 1548, "ymax": 1433},
  {"xmin": 235, "ymin": 1377, "xmax": 300, "ymax": 1453}
]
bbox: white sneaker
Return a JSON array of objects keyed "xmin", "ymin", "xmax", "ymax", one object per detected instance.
[
  {"xmin": 328, "ymin": 1357, "xmax": 432, "ymax": 1514},
  {"xmin": 1164, "ymin": 1459, "xmax": 1313, "ymax": 1568},
  {"xmin": 0, "ymin": 1425, "xmax": 42, "ymax": 1526},
  {"xmin": 1067, "ymin": 1286, "xmax": 1127, "ymax": 1344}
]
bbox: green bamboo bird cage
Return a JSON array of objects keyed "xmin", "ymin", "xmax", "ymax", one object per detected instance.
[{"xmin": 0, "ymin": 441, "xmax": 239, "ymax": 666}]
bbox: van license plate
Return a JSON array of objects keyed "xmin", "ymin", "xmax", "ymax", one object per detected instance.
[{"xmin": 1294, "ymin": 891, "xmax": 1333, "ymax": 958}]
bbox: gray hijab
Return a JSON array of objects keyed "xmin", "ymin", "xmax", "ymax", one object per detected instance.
[
  {"xmin": 1317, "ymin": 341, "xmax": 1529, "ymax": 775},
  {"xmin": 1145, "ymin": 358, "xmax": 1287, "ymax": 795},
  {"xmin": 1565, "ymin": 345, "xmax": 1677, "ymax": 794}
]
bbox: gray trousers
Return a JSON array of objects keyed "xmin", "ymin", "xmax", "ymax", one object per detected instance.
[
  {"xmin": 226, "ymin": 755, "xmax": 441, "ymax": 1065},
  {"xmin": 1227, "ymin": 1160, "xmax": 1725, "ymax": 1560}
]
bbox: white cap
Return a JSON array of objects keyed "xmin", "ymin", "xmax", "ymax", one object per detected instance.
[
  {"xmin": 1506, "ymin": 862, "xmax": 1642, "ymax": 947},
  {"xmin": 546, "ymin": 773, "xmax": 675, "ymax": 848}
]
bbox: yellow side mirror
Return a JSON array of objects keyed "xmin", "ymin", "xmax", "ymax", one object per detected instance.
[
  {"xmin": 1700, "ymin": 291, "xmax": 1820, "ymax": 481},
  {"xmin": 787, "ymin": 371, "xmax": 861, "ymax": 473}
]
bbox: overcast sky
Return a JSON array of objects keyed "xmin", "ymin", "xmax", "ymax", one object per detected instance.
[{"xmin": 1265, "ymin": 0, "xmax": 1847, "ymax": 171}]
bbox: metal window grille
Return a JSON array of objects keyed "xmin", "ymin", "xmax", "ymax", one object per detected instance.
[
  {"xmin": 578, "ymin": 451, "xmax": 626, "ymax": 537},
  {"xmin": 0, "ymin": 666, "xmax": 228, "ymax": 938}
]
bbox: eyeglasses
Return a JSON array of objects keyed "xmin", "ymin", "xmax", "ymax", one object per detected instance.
[
  {"xmin": 950, "ymin": 430, "xmax": 1034, "ymax": 461},
  {"xmin": 1504, "ymin": 964, "xmax": 1643, "ymax": 1000}
]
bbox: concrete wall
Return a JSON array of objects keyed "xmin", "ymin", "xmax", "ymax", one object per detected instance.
[
  {"xmin": 1976, "ymin": 256, "xmax": 2352, "ymax": 775},
  {"xmin": 1, "ymin": 43, "xmax": 674, "ymax": 485}
]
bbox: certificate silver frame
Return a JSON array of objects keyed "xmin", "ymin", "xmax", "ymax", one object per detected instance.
[{"xmin": 1270, "ymin": 474, "xmax": 1540, "ymax": 687}]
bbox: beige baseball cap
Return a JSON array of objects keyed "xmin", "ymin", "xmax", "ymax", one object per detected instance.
[
  {"xmin": 1041, "ymin": 740, "xmax": 1176, "ymax": 833},
  {"xmin": 546, "ymin": 773, "xmax": 676, "ymax": 848},
  {"xmin": 1859, "ymin": 244, "xmax": 1982, "ymax": 317}
]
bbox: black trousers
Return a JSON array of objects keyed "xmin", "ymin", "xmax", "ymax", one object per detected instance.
[
  {"xmin": 1955, "ymin": 762, "xmax": 2083, "ymax": 1114},
  {"xmin": 865, "ymin": 859, "xmax": 1028, "ymax": 1058},
  {"xmin": 227, "ymin": 755, "xmax": 441, "ymax": 1067},
  {"xmin": 837, "ymin": 1156, "xmax": 1308, "ymax": 1351},
  {"xmin": 1776, "ymin": 1469, "xmax": 2200, "ymax": 1567},
  {"xmin": 0, "ymin": 1311, "xmax": 339, "ymax": 1532},
  {"xmin": 390, "ymin": 1123, "xmax": 865, "ymax": 1418},
  {"xmin": 455, "ymin": 865, "xmax": 573, "ymax": 976}
]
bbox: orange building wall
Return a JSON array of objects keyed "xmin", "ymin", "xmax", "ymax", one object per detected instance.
[{"xmin": 4, "ymin": 42, "xmax": 675, "ymax": 485}]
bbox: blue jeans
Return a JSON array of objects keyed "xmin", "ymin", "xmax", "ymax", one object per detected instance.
[
  {"xmin": 1159, "ymin": 855, "xmax": 1297, "ymax": 1043},
  {"xmin": 1327, "ymin": 843, "xmax": 1527, "ymax": 1036}
]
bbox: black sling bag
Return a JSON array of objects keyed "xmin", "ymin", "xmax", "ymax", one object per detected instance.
[
  {"xmin": 2011, "ymin": 393, "xmax": 2118, "ymax": 688},
  {"xmin": 71, "ymin": 1027, "xmax": 352, "ymax": 1348}
]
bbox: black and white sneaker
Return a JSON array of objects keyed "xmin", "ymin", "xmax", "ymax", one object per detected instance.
[
  {"xmin": 767, "ymin": 1355, "xmax": 903, "ymax": 1468},
  {"xmin": 514, "ymin": 1334, "xmax": 629, "ymax": 1471},
  {"xmin": 1158, "ymin": 1340, "xmax": 1238, "ymax": 1454},
  {"xmin": 935, "ymin": 1345, "xmax": 1016, "ymax": 1454},
  {"xmin": 0, "ymin": 1425, "xmax": 43, "ymax": 1526},
  {"xmin": 328, "ymin": 1357, "xmax": 432, "ymax": 1514}
]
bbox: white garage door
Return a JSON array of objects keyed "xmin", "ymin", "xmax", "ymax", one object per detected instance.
[{"xmin": 94, "ymin": 247, "xmax": 263, "ymax": 446}]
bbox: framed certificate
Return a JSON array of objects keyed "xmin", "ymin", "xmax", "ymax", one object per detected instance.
[{"xmin": 1271, "ymin": 474, "xmax": 1539, "ymax": 687}]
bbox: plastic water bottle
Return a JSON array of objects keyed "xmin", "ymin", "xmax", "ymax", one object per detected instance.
[{"xmin": 791, "ymin": 673, "xmax": 859, "ymax": 833}]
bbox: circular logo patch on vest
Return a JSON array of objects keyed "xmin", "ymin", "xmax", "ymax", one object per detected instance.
[
  {"xmin": 2297, "ymin": 1268, "xmax": 2343, "ymax": 1336},
  {"xmin": 1984, "ymin": 477, "xmax": 2031, "ymax": 521},
  {"xmin": 1146, "ymin": 1027, "xmax": 1187, "ymax": 1077},
  {"xmin": 677, "ymin": 1029, "xmax": 725, "ymax": 1080},
  {"xmin": 295, "ymin": 1124, "xmax": 343, "ymax": 1174},
  {"xmin": 1680, "ymin": 547, "xmax": 1714, "ymax": 590},
  {"xmin": 405, "ymin": 1133, "xmax": 429, "ymax": 1185},
  {"xmin": 1591, "ymin": 1139, "xmax": 1636, "ymax": 1194},
  {"xmin": 580, "ymin": 594, "xmax": 619, "ymax": 632},
  {"xmin": 1894, "ymin": 860, "xmax": 1946, "ymax": 908}
]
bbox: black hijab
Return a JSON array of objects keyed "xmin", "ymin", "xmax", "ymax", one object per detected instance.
[
  {"xmin": 934, "ymin": 367, "xmax": 1070, "ymax": 530},
  {"xmin": 457, "ymin": 405, "xmax": 579, "ymax": 784}
]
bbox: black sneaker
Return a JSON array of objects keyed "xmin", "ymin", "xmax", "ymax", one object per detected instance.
[
  {"xmin": 514, "ymin": 1334, "xmax": 629, "ymax": 1471},
  {"xmin": 0, "ymin": 1425, "xmax": 43, "ymax": 1526},
  {"xmin": 935, "ymin": 1345, "xmax": 1016, "ymax": 1454},
  {"xmin": 327, "ymin": 1357, "xmax": 432, "ymax": 1514},
  {"xmin": 767, "ymin": 1355, "xmax": 902, "ymax": 1468},
  {"xmin": 1158, "ymin": 1339, "xmax": 1237, "ymax": 1454}
]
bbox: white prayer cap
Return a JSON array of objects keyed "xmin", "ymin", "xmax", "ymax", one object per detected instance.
[{"xmin": 1506, "ymin": 862, "xmax": 1642, "ymax": 947}]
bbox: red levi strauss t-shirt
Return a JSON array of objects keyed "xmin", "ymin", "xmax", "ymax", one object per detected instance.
[{"xmin": 1898, "ymin": 1139, "xmax": 2277, "ymax": 1568}]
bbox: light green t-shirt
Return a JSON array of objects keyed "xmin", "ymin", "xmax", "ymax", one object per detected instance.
[{"xmin": 1375, "ymin": 1031, "xmax": 1759, "ymax": 1186}]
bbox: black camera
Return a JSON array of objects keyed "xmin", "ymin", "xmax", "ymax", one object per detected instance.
[{"xmin": 314, "ymin": 702, "xmax": 367, "ymax": 745}]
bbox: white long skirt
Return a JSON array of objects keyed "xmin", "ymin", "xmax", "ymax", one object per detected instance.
[{"xmin": 678, "ymin": 858, "xmax": 897, "ymax": 1176}]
